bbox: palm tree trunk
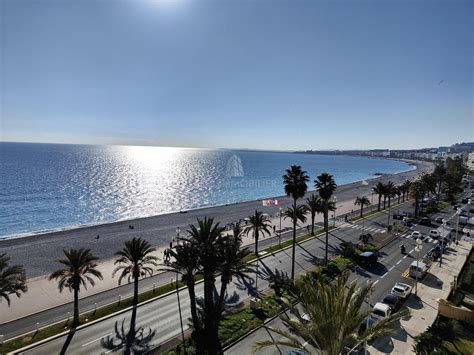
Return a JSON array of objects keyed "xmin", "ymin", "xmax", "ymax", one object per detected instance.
[
  {"xmin": 73, "ymin": 288, "xmax": 79, "ymax": 327},
  {"xmin": 383, "ymin": 196, "xmax": 386, "ymax": 209},
  {"xmin": 291, "ymin": 199, "xmax": 297, "ymax": 280},
  {"xmin": 378, "ymin": 195, "xmax": 381, "ymax": 211},
  {"xmin": 311, "ymin": 213, "xmax": 315, "ymax": 236},
  {"xmin": 133, "ymin": 275, "xmax": 139, "ymax": 306},
  {"xmin": 254, "ymin": 229, "xmax": 259, "ymax": 256},
  {"xmin": 324, "ymin": 205, "xmax": 329, "ymax": 266},
  {"xmin": 360, "ymin": 205, "xmax": 363, "ymax": 218}
]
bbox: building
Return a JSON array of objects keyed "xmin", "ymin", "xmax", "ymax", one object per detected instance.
[{"xmin": 467, "ymin": 152, "xmax": 474, "ymax": 171}]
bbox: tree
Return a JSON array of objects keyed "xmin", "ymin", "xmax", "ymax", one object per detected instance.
[
  {"xmin": 253, "ymin": 272, "xmax": 408, "ymax": 355},
  {"xmin": 354, "ymin": 196, "xmax": 371, "ymax": 218},
  {"xmin": 244, "ymin": 210, "xmax": 272, "ymax": 257},
  {"xmin": 372, "ymin": 182, "xmax": 384, "ymax": 211},
  {"xmin": 162, "ymin": 217, "xmax": 253, "ymax": 354},
  {"xmin": 410, "ymin": 180, "xmax": 425, "ymax": 218},
  {"xmin": 394, "ymin": 186, "xmax": 401, "ymax": 204},
  {"xmin": 399, "ymin": 180, "xmax": 411, "ymax": 202},
  {"xmin": 0, "ymin": 253, "xmax": 27, "ymax": 306},
  {"xmin": 283, "ymin": 165, "xmax": 309, "ymax": 279},
  {"xmin": 49, "ymin": 248, "xmax": 103, "ymax": 326},
  {"xmin": 113, "ymin": 237, "xmax": 158, "ymax": 306},
  {"xmin": 306, "ymin": 194, "xmax": 324, "ymax": 235},
  {"xmin": 384, "ymin": 181, "xmax": 396, "ymax": 208},
  {"xmin": 432, "ymin": 162, "xmax": 447, "ymax": 199},
  {"xmin": 283, "ymin": 205, "xmax": 308, "ymax": 241},
  {"xmin": 315, "ymin": 173, "xmax": 337, "ymax": 265}
]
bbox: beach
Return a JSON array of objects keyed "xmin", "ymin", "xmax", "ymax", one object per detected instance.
[{"xmin": 0, "ymin": 159, "xmax": 433, "ymax": 279}]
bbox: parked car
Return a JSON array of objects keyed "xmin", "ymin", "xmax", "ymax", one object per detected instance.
[
  {"xmin": 435, "ymin": 217, "xmax": 444, "ymax": 223},
  {"xmin": 430, "ymin": 230, "xmax": 440, "ymax": 239},
  {"xmin": 462, "ymin": 198, "xmax": 468, "ymax": 203},
  {"xmin": 469, "ymin": 208, "xmax": 474, "ymax": 213},
  {"xmin": 409, "ymin": 260, "xmax": 427, "ymax": 279},
  {"xmin": 411, "ymin": 231, "xmax": 421, "ymax": 239},
  {"xmin": 391, "ymin": 282, "xmax": 412, "ymax": 298},
  {"xmin": 393, "ymin": 214, "xmax": 403, "ymax": 220},
  {"xmin": 370, "ymin": 303, "xmax": 392, "ymax": 322},
  {"xmin": 381, "ymin": 294, "xmax": 402, "ymax": 312},
  {"xmin": 453, "ymin": 204, "xmax": 460, "ymax": 210}
]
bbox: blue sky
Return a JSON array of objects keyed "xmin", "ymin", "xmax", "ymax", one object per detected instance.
[{"xmin": 1, "ymin": 0, "xmax": 472, "ymax": 150}]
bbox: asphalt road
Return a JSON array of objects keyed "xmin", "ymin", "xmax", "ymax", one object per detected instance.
[
  {"xmin": 225, "ymin": 193, "xmax": 474, "ymax": 354},
  {"xmin": 13, "ymin": 190, "xmax": 473, "ymax": 354}
]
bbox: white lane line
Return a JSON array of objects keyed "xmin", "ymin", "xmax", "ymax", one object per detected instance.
[
  {"xmin": 396, "ymin": 260, "xmax": 402, "ymax": 265},
  {"xmin": 81, "ymin": 333, "xmax": 113, "ymax": 347},
  {"xmin": 403, "ymin": 255, "xmax": 408, "ymax": 259},
  {"xmin": 373, "ymin": 280, "xmax": 379, "ymax": 286},
  {"xmin": 409, "ymin": 248, "xmax": 414, "ymax": 254},
  {"xmin": 105, "ymin": 345, "xmax": 123, "ymax": 354},
  {"xmin": 381, "ymin": 272, "xmax": 388, "ymax": 279},
  {"xmin": 380, "ymin": 230, "xmax": 386, "ymax": 234},
  {"xmin": 389, "ymin": 265, "xmax": 396, "ymax": 272}
]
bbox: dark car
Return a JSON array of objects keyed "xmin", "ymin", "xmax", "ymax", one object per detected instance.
[
  {"xmin": 419, "ymin": 217, "xmax": 430, "ymax": 226},
  {"xmin": 381, "ymin": 294, "xmax": 402, "ymax": 312},
  {"xmin": 393, "ymin": 214, "xmax": 403, "ymax": 220},
  {"xmin": 359, "ymin": 251, "xmax": 378, "ymax": 267},
  {"xmin": 469, "ymin": 208, "xmax": 474, "ymax": 213},
  {"xmin": 462, "ymin": 198, "xmax": 468, "ymax": 203}
]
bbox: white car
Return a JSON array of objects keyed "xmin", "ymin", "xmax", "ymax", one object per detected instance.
[
  {"xmin": 430, "ymin": 230, "xmax": 440, "ymax": 239},
  {"xmin": 391, "ymin": 282, "xmax": 412, "ymax": 299},
  {"xmin": 411, "ymin": 231, "xmax": 421, "ymax": 239},
  {"xmin": 370, "ymin": 302, "xmax": 391, "ymax": 322}
]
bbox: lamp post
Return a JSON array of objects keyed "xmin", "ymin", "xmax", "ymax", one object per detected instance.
[
  {"xmin": 415, "ymin": 238, "xmax": 423, "ymax": 296},
  {"xmin": 333, "ymin": 196, "xmax": 337, "ymax": 227},
  {"xmin": 174, "ymin": 226, "xmax": 185, "ymax": 351},
  {"xmin": 440, "ymin": 219, "xmax": 446, "ymax": 266},
  {"xmin": 279, "ymin": 207, "xmax": 282, "ymax": 246},
  {"xmin": 455, "ymin": 208, "xmax": 461, "ymax": 243}
]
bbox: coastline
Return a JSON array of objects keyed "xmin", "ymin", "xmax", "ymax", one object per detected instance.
[
  {"xmin": 0, "ymin": 157, "xmax": 416, "ymax": 241},
  {"xmin": 0, "ymin": 159, "xmax": 433, "ymax": 279}
]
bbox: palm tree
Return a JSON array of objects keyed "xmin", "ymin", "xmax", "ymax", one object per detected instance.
[
  {"xmin": 410, "ymin": 180, "xmax": 425, "ymax": 218},
  {"xmin": 49, "ymin": 248, "xmax": 103, "ymax": 326},
  {"xmin": 306, "ymin": 194, "xmax": 324, "ymax": 235},
  {"xmin": 164, "ymin": 237, "xmax": 201, "ymax": 346},
  {"xmin": 315, "ymin": 172, "xmax": 337, "ymax": 266},
  {"xmin": 283, "ymin": 205, "xmax": 308, "ymax": 240},
  {"xmin": 253, "ymin": 272, "xmax": 408, "ymax": 355},
  {"xmin": 244, "ymin": 210, "xmax": 272, "ymax": 257},
  {"xmin": 399, "ymin": 180, "xmax": 411, "ymax": 202},
  {"xmin": 372, "ymin": 182, "xmax": 384, "ymax": 211},
  {"xmin": 283, "ymin": 165, "xmax": 309, "ymax": 280},
  {"xmin": 113, "ymin": 237, "xmax": 158, "ymax": 307},
  {"xmin": 394, "ymin": 186, "xmax": 401, "ymax": 204},
  {"xmin": 354, "ymin": 196, "xmax": 371, "ymax": 218},
  {"xmin": 0, "ymin": 253, "xmax": 27, "ymax": 306},
  {"xmin": 432, "ymin": 162, "xmax": 446, "ymax": 199},
  {"xmin": 385, "ymin": 181, "xmax": 396, "ymax": 208}
]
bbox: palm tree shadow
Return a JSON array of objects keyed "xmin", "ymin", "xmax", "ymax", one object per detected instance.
[
  {"xmin": 59, "ymin": 328, "xmax": 76, "ymax": 355},
  {"xmin": 235, "ymin": 274, "xmax": 260, "ymax": 297},
  {"xmin": 101, "ymin": 307, "xmax": 157, "ymax": 354}
]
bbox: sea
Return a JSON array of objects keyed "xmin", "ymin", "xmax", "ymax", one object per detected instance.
[{"xmin": 0, "ymin": 142, "xmax": 415, "ymax": 238}]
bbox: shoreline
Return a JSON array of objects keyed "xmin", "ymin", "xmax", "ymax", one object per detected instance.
[
  {"xmin": 0, "ymin": 158, "xmax": 416, "ymax": 241},
  {"xmin": 0, "ymin": 159, "xmax": 433, "ymax": 279}
]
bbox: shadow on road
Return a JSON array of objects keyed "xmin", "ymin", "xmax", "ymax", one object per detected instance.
[
  {"xmin": 59, "ymin": 328, "xmax": 76, "ymax": 355},
  {"xmin": 101, "ymin": 305, "xmax": 157, "ymax": 355}
]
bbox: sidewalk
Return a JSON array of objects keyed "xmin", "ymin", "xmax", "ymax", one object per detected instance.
[
  {"xmin": 0, "ymin": 189, "xmax": 388, "ymax": 324},
  {"xmin": 368, "ymin": 239, "xmax": 473, "ymax": 354}
]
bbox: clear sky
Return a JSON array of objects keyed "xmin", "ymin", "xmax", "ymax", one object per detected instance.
[{"xmin": 1, "ymin": 0, "xmax": 472, "ymax": 150}]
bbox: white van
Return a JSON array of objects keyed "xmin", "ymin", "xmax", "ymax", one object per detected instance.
[{"xmin": 409, "ymin": 260, "xmax": 427, "ymax": 279}]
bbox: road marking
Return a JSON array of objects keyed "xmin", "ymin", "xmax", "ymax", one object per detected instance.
[
  {"xmin": 396, "ymin": 260, "xmax": 402, "ymax": 265},
  {"xmin": 381, "ymin": 272, "xmax": 388, "ymax": 279},
  {"xmin": 389, "ymin": 265, "xmax": 396, "ymax": 272},
  {"xmin": 373, "ymin": 280, "xmax": 379, "ymax": 286},
  {"xmin": 380, "ymin": 230, "xmax": 386, "ymax": 234},
  {"xmin": 403, "ymin": 255, "xmax": 408, "ymax": 259},
  {"xmin": 105, "ymin": 345, "xmax": 123, "ymax": 354},
  {"xmin": 81, "ymin": 333, "xmax": 113, "ymax": 347},
  {"xmin": 409, "ymin": 249, "xmax": 414, "ymax": 254},
  {"xmin": 402, "ymin": 269, "xmax": 410, "ymax": 278}
]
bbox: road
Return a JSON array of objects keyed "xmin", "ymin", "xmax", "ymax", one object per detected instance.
[
  {"xmin": 225, "ymin": 195, "xmax": 474, "ymax": 354},
  {"xmin": 14, "ymin": 193, "xmax": 473, "ymax": 354}
]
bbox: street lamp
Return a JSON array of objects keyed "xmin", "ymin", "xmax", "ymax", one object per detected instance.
[
  {"xmin": 440, "ymin": 219, "xmax": 447, "ymax": 266},
  {"xmin": 415, "ymin": 238, "xmax": 423, "ymax": 296},
  {"xmin": 333, "ymin": 196, "xmax": 337, "ymax": 227},
  {"xmin": 279, "ymin": 207, "xmax": 282, "ymax": 246},
  {"xmin": 455, "ymin": 208, "xmax": 461, "ymax": 243}
]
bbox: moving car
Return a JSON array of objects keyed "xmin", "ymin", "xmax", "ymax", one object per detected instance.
[
  {"xmin": 359, "ymin": 251, "xmax": 378, "ymax": 267},
  {"xmin": 381, "ymin": 294, "xmax": 402, "ymax": 312},
  {"xmin": 409, "ymin": 260, "xmax": 427, "ymax": 279},
  {"xmin": 411, "ymin": 231, "xmax": 421, "ymax": 239},
  {"xmin": 430, "ymin": 230, "xmax": 440, "ymax": 239},
  {"xmin": 435, "ymin": 217, "xmax": 444, "ymax": 223},
  {"xmin": 419, "ymin": 217, "xmax": 430, "ymax": 226},
  {"xmin": 391, "ymin": 282, "xmax": 412, "ymax": 298}
]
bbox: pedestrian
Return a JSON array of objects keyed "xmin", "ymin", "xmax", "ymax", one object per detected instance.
[
  {"xmin": 273, "ymin": 225, "xmax": 276, "ymax": 232},
  {"xmin": 306, "ymin": 225, "xmax": 309, "ymax": 232},
  {"xmin": 96, "ymin": 234, "xmax": 100, "ymax": 239}
]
